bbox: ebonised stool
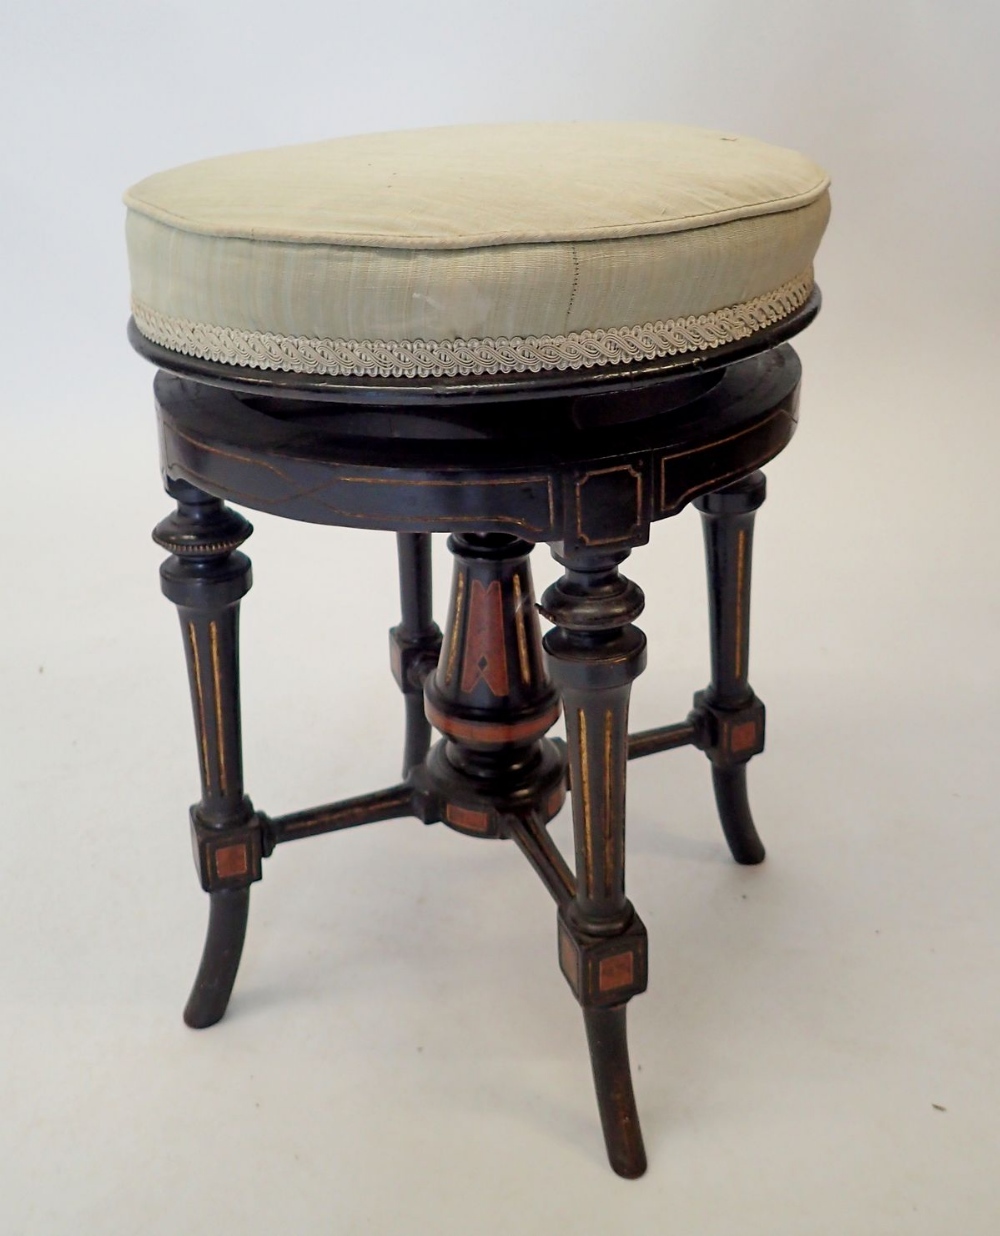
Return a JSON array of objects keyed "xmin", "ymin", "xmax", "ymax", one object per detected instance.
[{"xmin": 125, "ymin": 122, "xmax": 830, "ymax": 1177}]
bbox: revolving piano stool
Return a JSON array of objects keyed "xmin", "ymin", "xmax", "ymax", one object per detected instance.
[{"xmin": 125, "ymin": 122, "xmax": 830, "ymax": 1177}]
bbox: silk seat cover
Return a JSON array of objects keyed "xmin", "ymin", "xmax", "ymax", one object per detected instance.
[{"xmin": 125, "ymin": 122, "xmax": 830, "ymax": 379}]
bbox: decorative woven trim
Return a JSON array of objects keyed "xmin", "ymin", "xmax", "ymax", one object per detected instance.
[{"xmin": 132, "ymin": 269, "xmax": 812, "ymax": 379}]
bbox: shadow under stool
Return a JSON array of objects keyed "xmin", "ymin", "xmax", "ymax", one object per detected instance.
[{"xmin": 125, "ymin": 122, "xmax": 830, "ymax": 1177}]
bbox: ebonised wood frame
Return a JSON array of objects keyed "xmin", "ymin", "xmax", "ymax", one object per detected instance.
[{"xmin": 135, "ymin": 295, "xmax": 817, "ymax": 1178}]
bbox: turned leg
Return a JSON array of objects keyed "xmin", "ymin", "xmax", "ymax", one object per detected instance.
[
  {"xmin": 154, "ymin": 477, "xmax": 262, "ymax": 1028},
  {"xmin": 693, "ymin": 471, "xmax": 768, "ymax": 865},
  {"xmin": 389, "ymin": 533, "xmax": 442, "ymax": 777},
  {"xmin": 541, "ymin": 550, "xmax": 649, "ymax": 1178}
]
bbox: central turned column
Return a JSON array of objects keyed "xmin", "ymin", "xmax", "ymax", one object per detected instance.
[{"xmin": 421, "ymin": 533, "xmax": 566, "ymax": 837}]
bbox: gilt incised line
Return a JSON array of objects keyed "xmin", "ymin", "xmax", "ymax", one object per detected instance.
[
  {"xmin": 444, "ymin": 570, "xmax": 465, "ymax": 685},
  {"xmin": 575, "ymin": 465, "xmax": 644, "ymax": 546},
  {"xmin": 187, "ymin": 622, "xmax": 211, "ymax": 791},
  {"xmin": 603, "ymin": 707, "xmax": 615, "ymax": 897},
  {"xmin": 209, "ymin": 620, "xmax": 227, "ymax": 795},
  {"xmin": 168, "ymin": 427, "xmax": 555, "ymax": 528},
  {"xmin": 660, "ymin": 405, "xmax": 792, "ymax": 512},
  {"xmin": 334, "ymin": 474, "xmax": 556, "ymax": 527},
  {"xmin": 171, "ymin": 425, "xmax": 292, "ymax": 482},
  {"xmin": 512, "ymin": 572, "xmax": 531, "ymax": 686},
  {"xmin": 735, "ymin": 528, "xmax": 747, "ymax": 681},
  {"xmin": 658, "ymin": 405, "xmax": 785, "ymax": 466},
  {"xmin": 578, "ymin": 709, "xmax": 595, "ymax": 897},
  {"xmin": 167, "ymin": 453, "xmax": 549, "ymax": 532}
]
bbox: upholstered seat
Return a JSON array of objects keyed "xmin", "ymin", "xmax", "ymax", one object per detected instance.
[{"xmin": 125, "ymin": 122, "xmax": 830, "ymax": 379}]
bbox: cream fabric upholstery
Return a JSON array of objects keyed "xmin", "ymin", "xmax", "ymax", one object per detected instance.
[{"xmin": 125, "ymin": 123, "xmax": 830, "ymax": 379}]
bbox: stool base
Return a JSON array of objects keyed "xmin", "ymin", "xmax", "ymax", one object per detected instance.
[{"xmin": 150, "ymin": 345, "xmax": 800, "ymax": 1176}]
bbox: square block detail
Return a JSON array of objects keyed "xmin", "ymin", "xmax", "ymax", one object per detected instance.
[
  {"xmin": 692, "ymin": 690, "xmax": 766, "ymax": 766},
  {"xmin": 570, "ymin": 464, "xmax": 647, "ymax": 549},
  {"xmin": 557, "ymin": 909, "xmax": 648, "ymax": 1008},
  {"xmin": 190, "ymin": 809, "xmax": 263, "ymax": 892},
  {"xmin": 598, "ymin": 951, "xmax": 635, "ymax": 993},
  {"xmin": 730, "ymin": 720, "xmax": 759, "ymax": 754}
]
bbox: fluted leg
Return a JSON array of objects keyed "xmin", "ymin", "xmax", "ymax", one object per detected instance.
[
  {"xmin": 693, "ymin": 471, "xmax": 768, "ymax": 865},
  {"xmin": 542, "ymin": 549, "xmax": 649, "ymax": 1178},
  {"xmin": 154, "ymin": 477, "xmax": 262, "ymax": 1027},
  {"xmin": 390, "ymin": 533, "xmax": 442, "ymax": 777}
]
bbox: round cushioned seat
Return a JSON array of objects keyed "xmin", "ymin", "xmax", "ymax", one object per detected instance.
[{"xmin": 125, "ymin": 122, "xmax": 830, "ymax": 380}]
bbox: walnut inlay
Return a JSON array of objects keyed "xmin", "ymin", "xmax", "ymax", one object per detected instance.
[
  {"xmin": 559, "ymin": 929, "xmax": 580, "ymax": 989},
  {"xmin": 214, "ymin": 843, "xmax": 249, "ymax": 880},
  {"xmin": 598, "ymin": 951, "xmax": 635, "ymax": 992},
  {"xmin": 444, "ymin": 803, "xmax": 491, "ymax": 833},
  {"xmin": 730, "ymin": 720, "xmax": 758, "ymax": 753},
  {"xmin": 460, "ymin": 579, "xmax": 509, "ymax": 696},
  {"xmin": 425, "ymin": 699, "xmax": 560, "ymax": 746}
]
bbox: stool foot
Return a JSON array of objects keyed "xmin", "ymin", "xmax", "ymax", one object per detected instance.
[
  {"xmin": 184, "ymin": 888, "xmax": 251, "ymax": 1028},
  {"xmin": 584, "ymin": 1005, "xmax": 647, "ymax": 1178},
  {"xmin": 711, "ymin": 766, "xmax": 765, "ymax": 865}
]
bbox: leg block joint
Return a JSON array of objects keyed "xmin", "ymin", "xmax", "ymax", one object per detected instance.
[
  {"xmin": 691, "ymin": 690, "xmax": 766, "ymax": 766},
  {"xmin": 190, "ymin": 803, "xmax": 265, "ymax": 892},
  {"xmin": 558, "ymin": 909, "xmax": 648, "ymax": 1007}
]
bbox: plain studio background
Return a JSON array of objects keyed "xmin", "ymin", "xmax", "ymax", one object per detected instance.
[{"xmin": 1, "ymin": 3, "xmax": 998, "ymax": 1232}]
